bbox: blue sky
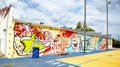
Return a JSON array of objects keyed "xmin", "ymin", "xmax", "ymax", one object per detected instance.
[{"xmin": 0, "ymin": 0, "xmax": 120, "ymax": 39}]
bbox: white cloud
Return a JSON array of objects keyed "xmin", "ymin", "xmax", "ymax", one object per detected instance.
[{"xmin": 0, "ymin": 0, "xmax": 120, "ymax": 39}]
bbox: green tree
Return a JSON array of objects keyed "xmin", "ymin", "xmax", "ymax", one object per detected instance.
[
  {"xmin": 75, "ymin": 21, "xmax": 84, "ymax": 31},
  {"xmin": 112, "ymin": 38, "xmax": 119, "ymax": 43},
  {"xmin": 86, "ymin": 27, "xmax": 95, "ymax": 32},
  {"xmin": 75, "ymin": 21, "xmax": 94, "ymax": 32}
]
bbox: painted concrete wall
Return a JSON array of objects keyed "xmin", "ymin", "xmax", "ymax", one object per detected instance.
[
  {"xmin": 0, "ymin": 19, "xmax": 113, "ymax": 58},
  {"xmin": 80, "ymin": 35, "xmax": 112, "ymax": 52},
  {"xmin": 12, "ymin": 20, "xmax": 78, "ymax": 56},
  {"xmin": 11, "ymin": 20, "xmax": 112, "ymax": 58}
]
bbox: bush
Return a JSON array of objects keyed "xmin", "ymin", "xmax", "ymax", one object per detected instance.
[{"xmin": 113, "ymin": 42, "xmax": 120, "ymax": 48}]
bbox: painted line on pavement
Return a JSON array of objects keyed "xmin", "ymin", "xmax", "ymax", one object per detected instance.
[{"xmin": 46, "ymin": 60, "xmax": 80, "ymax": 67}]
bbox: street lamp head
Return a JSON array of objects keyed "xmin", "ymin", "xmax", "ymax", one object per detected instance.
[{"xmin": 106, "ymin": 0, "xmax": 111, "ymax": 5}]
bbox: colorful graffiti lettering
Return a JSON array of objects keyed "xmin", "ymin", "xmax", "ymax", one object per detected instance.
[
  {"xmin": 50, "ymin": 41, "xmax": 61, "ymax": 53},
  {"xmin": 13, "ymin": 22, "xmax": 110, "ymax": 56}
]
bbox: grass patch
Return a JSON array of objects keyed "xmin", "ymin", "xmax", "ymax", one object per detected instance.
[{"xmin": 3, "ymin": 65, "xmax": 13, "ymax": 67}]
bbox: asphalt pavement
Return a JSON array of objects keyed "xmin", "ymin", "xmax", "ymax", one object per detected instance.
[{"xmin": 0, "ymin": 49, "xmax": 117, "ymax": 67}]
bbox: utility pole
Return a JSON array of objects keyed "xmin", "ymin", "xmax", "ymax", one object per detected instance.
[
  {"xmin": 84, "ymin": 0, "xmax": 86, "ymax": 53},
  {"xmin": 106, "ymin": 0, "xmax": 111, "ymax": 50}
]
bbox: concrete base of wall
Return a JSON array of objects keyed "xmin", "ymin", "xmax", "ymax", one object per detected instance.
[{"xmin": 0, "ymin": 50, "xmax": 5, "ymax": 58}]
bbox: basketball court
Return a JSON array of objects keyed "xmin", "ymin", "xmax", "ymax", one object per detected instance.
[{"xmin": 58, "ymin": 49, "xmax": 120, "ymax": 67}]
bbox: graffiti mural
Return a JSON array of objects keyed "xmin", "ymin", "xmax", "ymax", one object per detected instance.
[
  {"xmin": 13, "ymin": 21, "xmax": 111, "ymax": 56},
  {"xmin": 13, "ymin": 23, "xmax": 51, "ymax": 55},
  {"xmin": 97, "ymin": 37, "xmax": 107, "ymax": 50},
  {"xmin": 13, "ymin": 22, "xmax": 79, "ymax": 55},
  {"xmin": 80, "ymin": 35, "xmax": 108, "ymax": 52},
  {"xmin": 65, "ymin": 34, "xmax": 81, "ymax": 52}
]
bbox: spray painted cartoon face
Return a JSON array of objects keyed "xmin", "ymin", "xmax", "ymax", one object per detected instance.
[
  {"xmin": 14, "ymin": 23, "xmax": 27, "ymax": 36},
  {"xmin": 72, "ymin": 38, "xmax": 78, "ymax": 47},
  {"xmin": 71, "ymin": 35, "xmax": 80, "ymax": 52}
]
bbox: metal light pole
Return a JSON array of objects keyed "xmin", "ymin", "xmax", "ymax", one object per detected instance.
[
  {"xmin": 106, "ymin": 0, "xmax": 110, "ymax": 50},
  {"xmin": 84, "ymin": 0, "xmax": 86, "ymax": 53}
]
